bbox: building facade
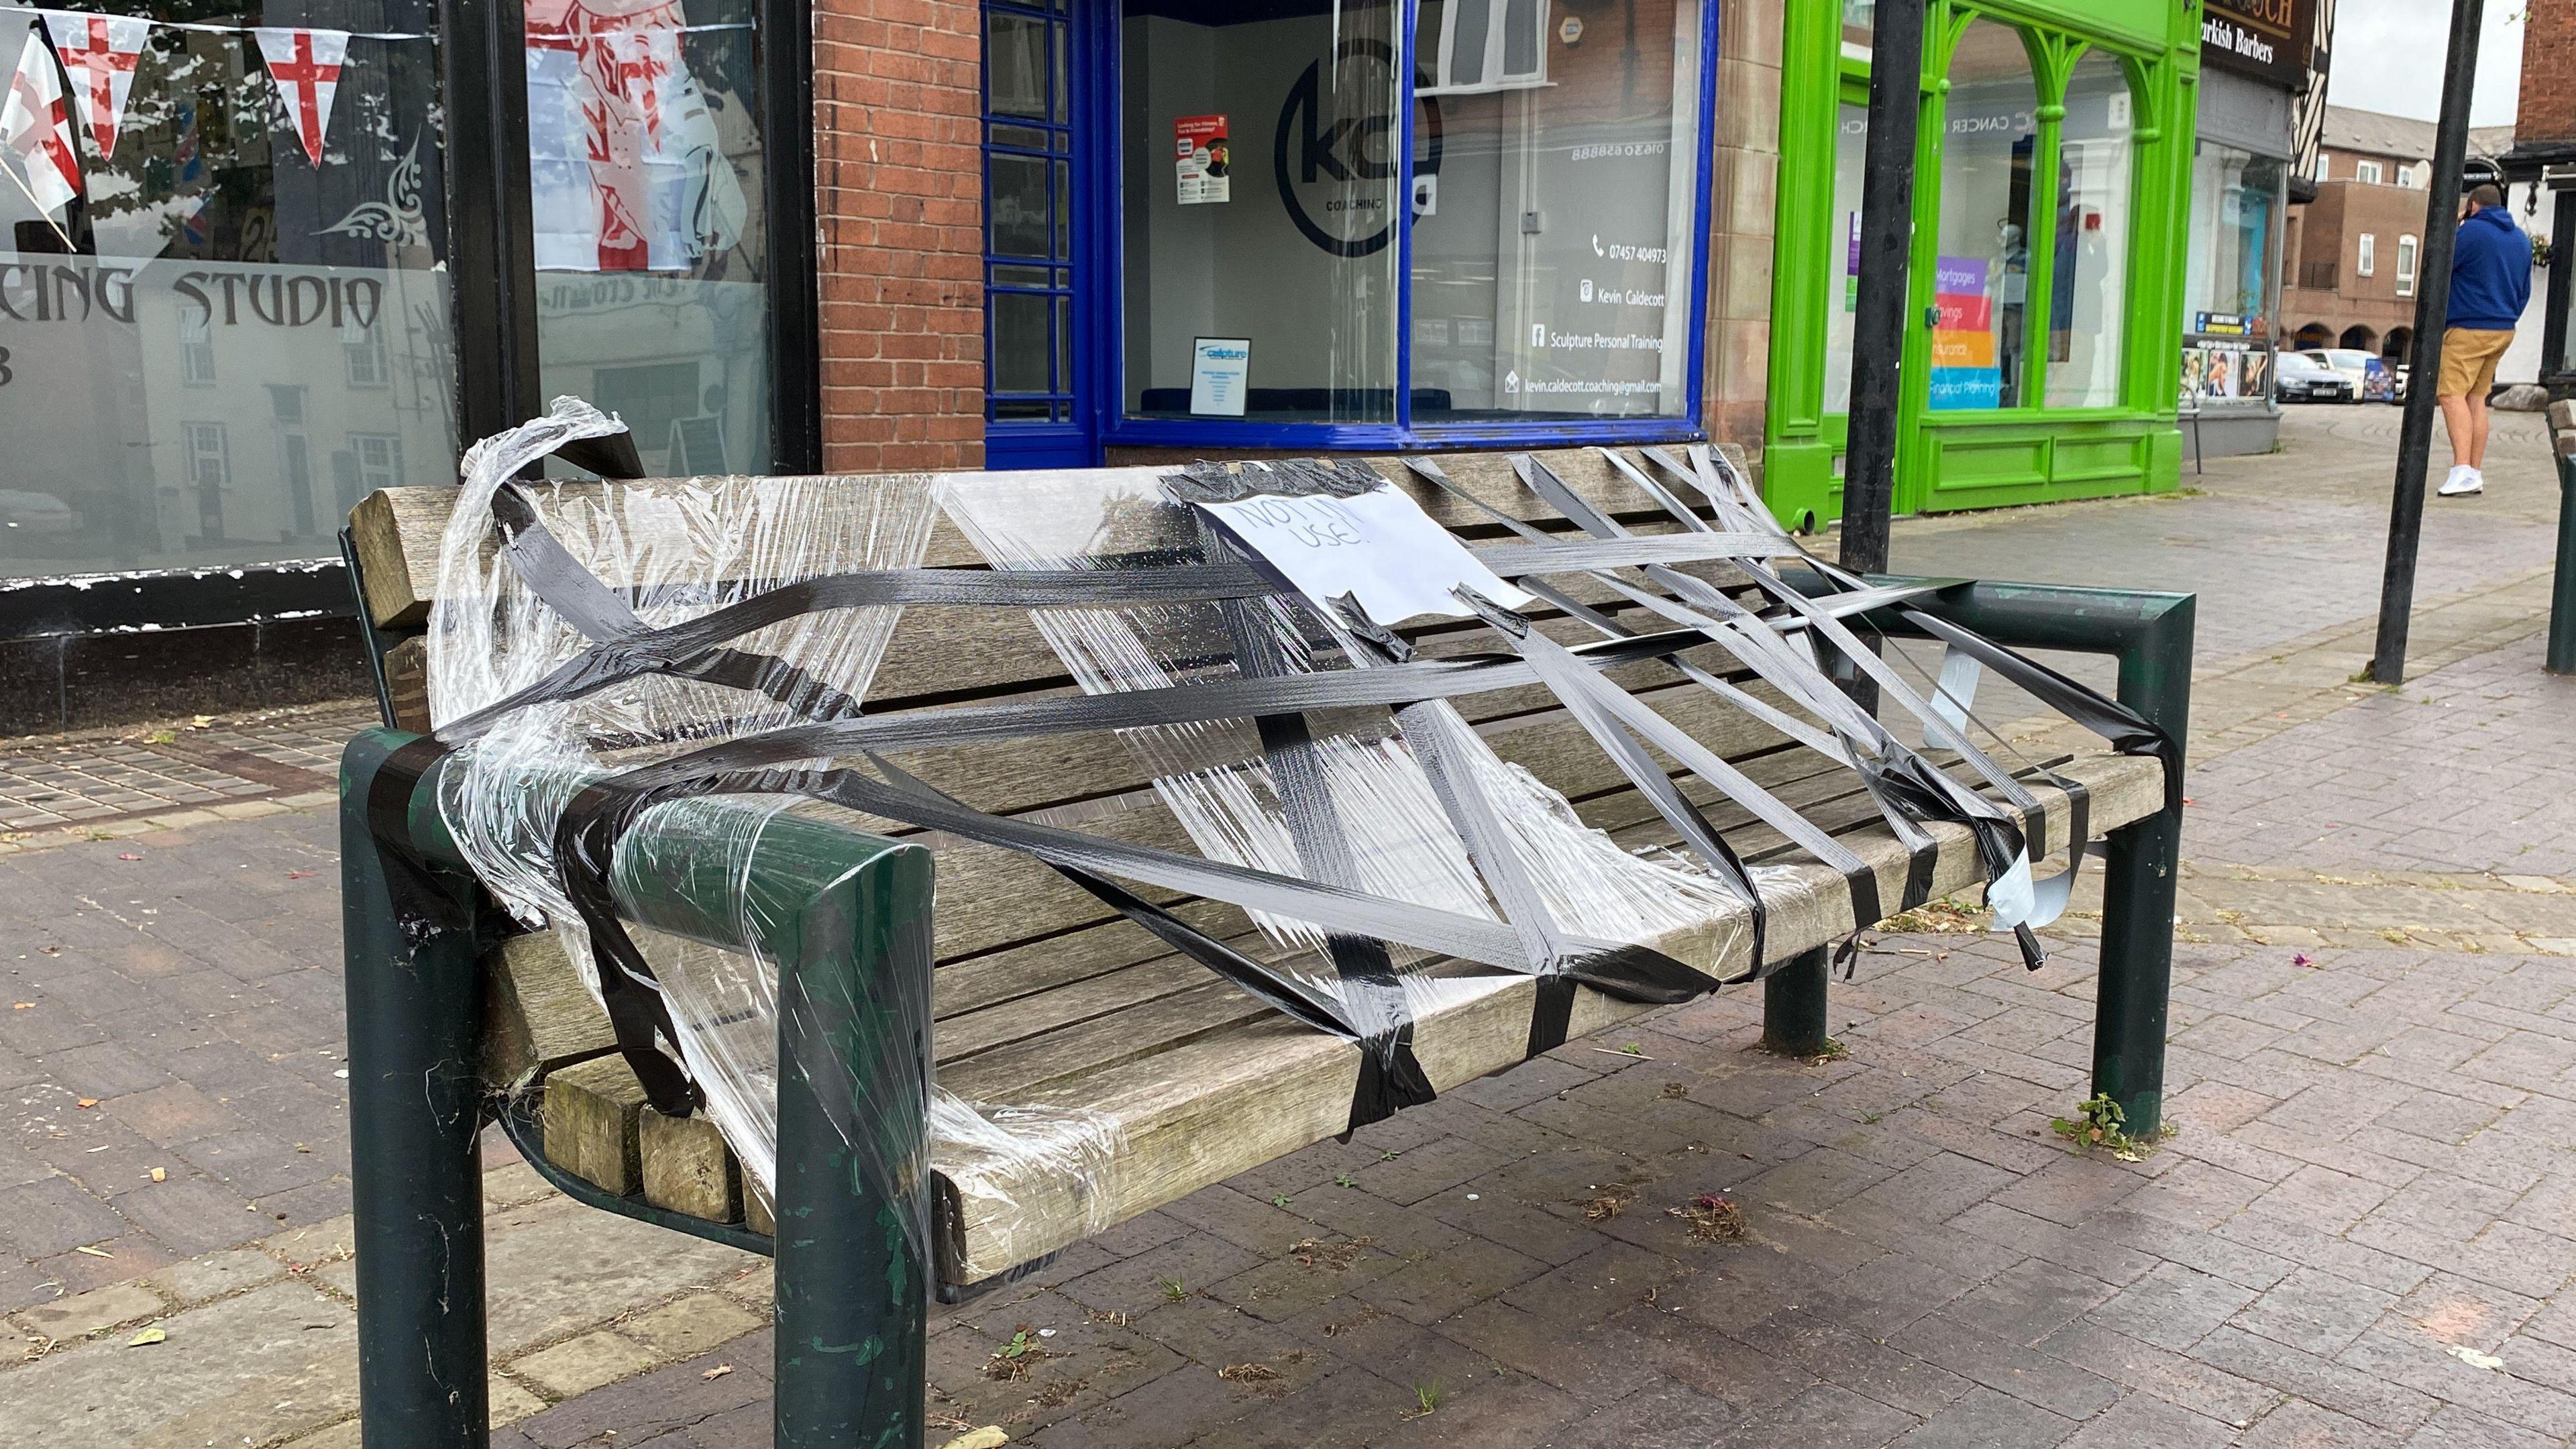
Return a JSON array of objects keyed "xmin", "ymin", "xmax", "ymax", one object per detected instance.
[
  {"xmin": 1, "ymin": 0, "xmax": 2269, "ymax": 703},
  {"xmin": 2170, "ymin": 0, "xmax": 2327, "ymax": 460},
  {"xmin": 2501, "ymin": 0, "xmax": 2576, "ymax": 394}
]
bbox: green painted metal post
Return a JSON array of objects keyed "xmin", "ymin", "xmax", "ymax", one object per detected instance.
[
  {"xmin": 1760, "ymin": 947, "xmax": 1833, "ymax": 1057},
  {"xmin": 766, "ymin": 839, "xmax": 935, "ymax": 1449},
  {"xmin": 341, "ymin": 730, "xmax": 491, "ymax": 1448},
  {"xmin": 1782, "ymin": 574, "xmax": 2195, "ymax": 1140},
  {"xmin": 2093, "ymin": 595, "xmax": 2194, "ymax": 1140}
]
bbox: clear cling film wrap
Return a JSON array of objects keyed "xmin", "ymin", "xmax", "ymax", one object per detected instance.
[{"xmin": 396, "ymin": 397, "xmax": 2180, "ymax": 1289}]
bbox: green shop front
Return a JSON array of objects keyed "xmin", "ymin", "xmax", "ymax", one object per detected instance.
[{"xmin": 1761, "ymin": 0, "xmax": 2199, "ymax": 528}]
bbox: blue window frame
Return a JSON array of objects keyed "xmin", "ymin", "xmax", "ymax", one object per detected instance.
[
  {"xmin": 982, "ymin": 0, "xmax": 1093, "ymax": 466},
  {"xmin": 1081, "ymin": 0, "xmax": 1723, "ymax": 454}
]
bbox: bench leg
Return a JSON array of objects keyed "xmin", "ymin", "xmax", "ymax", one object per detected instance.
[
  {"xmin": 774, "ymin": 846, "xmax": 935, "ymax": 1449},
  {"xmin": 2092, "ymin": 806, "xmax": 2180, "ymax": 1139},
  {"xmin": 341, "ymin": 735, "xmax": 490, "ymax": 1448},
  {"xmin": 1760, "ymin": 946, "xmax": 1831, "ymax": 1057}
]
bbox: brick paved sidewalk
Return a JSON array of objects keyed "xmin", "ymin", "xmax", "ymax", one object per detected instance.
[{"xmin": 4, "ymin": 406, "xmax": 2575, "ymax": 1446}]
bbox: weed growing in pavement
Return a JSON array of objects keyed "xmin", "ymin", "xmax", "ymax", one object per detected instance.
[
  {"xmin": 2049, "ymin": 1092, "xmax": 2174, "ymax": 1161},
  {"xmin": 1157, "ymin": 1275, "xmax": 1188, "ymax": 1303}
]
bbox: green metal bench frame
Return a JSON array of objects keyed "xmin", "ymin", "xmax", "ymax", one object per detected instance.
[{"xmin": 339, "ymin": 574, "xmax": 2192, "ymax": 1449}]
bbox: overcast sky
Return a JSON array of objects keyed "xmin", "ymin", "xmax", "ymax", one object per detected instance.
[{"xmin": 2325, "ymin": 0, "xmax": 2526, "ymax": 127}]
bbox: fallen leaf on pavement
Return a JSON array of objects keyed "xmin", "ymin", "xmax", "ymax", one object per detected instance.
[
  {"xmin": 149, "ymin": 1167, "xmax": 166, "ymax": 1183},
  {"xmin": 75, "ymin": 1098, "xmax": 98, "ymax": 1109},
  {"xmin": 702, "ymin": 1364, "xmax": 733, "ymax": 1381},
  {"xmin": 937, "ymin": 1430, "xmax": 1010, "ymax": 1449},
  {"xmin": 126, "ymin": 1326, "xmax": 165, "ymax": 1347},
  {"xmin": 2290, "ymin": 953, "xmax": 2316, "ymax": 968},
  {"xmin": 2449, "ymin": 1345, "xmax": 2504, "ymax": 1371}
]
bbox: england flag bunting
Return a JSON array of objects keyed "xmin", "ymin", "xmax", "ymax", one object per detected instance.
[
  {"xmin": 252, "ymin": 26, "xmax": 349, "ymax": 166},
  {"xmin": 42, "ymin": 12, "xmax": 149, "ymax": 158},
  {"xmin": 2, "ymin": 30, "xmax": 79, "ymax": 218}
]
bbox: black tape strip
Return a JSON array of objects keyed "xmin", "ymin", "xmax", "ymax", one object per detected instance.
[
  {"xmin": 1197, "ymin": 520, "xmax": 1435, "ymax": 1132},
  {"xmin": 551, "ymin": 780, "xmax": 708, "ymax": 1116},
  {"xmin": 365, "ymin": 735, "xmax": 476, "ymax": 938},
  {"xmin": 439, "ymin": 561, "xmax": 1289, "ymax": 739}
]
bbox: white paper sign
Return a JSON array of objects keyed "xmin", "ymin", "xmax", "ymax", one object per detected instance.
[
  {"xmin": 1200, "ymin": 485, "xmax": 1536, "ymax": 625},
  {"xmin": 1190, "ymin": 337, "xmax": 1250, "ymax": 416}
]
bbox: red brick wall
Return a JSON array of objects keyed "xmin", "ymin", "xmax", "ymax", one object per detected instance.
[
  {"xmin": 812, "ymin": 0, "xmax": 987, "ymax": 472},
  {"xmin": 2519, "ymin": 0, "xmax": 2576, "ymax": 146}
]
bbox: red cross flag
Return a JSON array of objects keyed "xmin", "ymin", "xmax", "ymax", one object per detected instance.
[
  {"xmin": 252, "ymin": 26, "xmax": 350, "ymax": 166},
  {"xmin": 2, "ymin": 30, "xmax": 79, "ymax": 218},
  {"xmin": 42, "ymin": 12, "xmax": 149, "ymax": 158}
]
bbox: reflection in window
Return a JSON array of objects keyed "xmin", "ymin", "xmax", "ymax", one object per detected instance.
[
  {"xmin": 2046, "ymin": 52, "xmax": 2132, "ymax": 409},
  {"xmin": 1841, "ymin": 0, "xmax": 1875, "ymax": 60},
  {"xmin": 527, "ymin": 0, "xmax": 770, "ymax": 476},
  {"xmin": 2184, "ymin": 145, "xmax": 2282, "ymax": 329},
  {"xmin": 1823, "ymin": 101, "xmax": 1867, "ymax": 415},
  {"xmin": 1407, "ymin": 0, "xmax": 1704, "ymax": 423},
  {"xmin": 1929, "ymin": 19, "xmax": 2035, "ymax": 411},
  {"xmin": 0, "ymin": 2, "xmax": 453, "ymax": 576},
  {"xmin": 1120, "ymin": 0, "xmax": 1403, "ymax": 421}
]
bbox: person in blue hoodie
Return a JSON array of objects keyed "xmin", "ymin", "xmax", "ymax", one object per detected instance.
[{"xmin": 2436, "ymin": 184, "xmax": 2533, "ymax": 498}]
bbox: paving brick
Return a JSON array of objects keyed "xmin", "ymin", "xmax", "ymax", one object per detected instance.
[{"xmin": 513, "ymin": 1330, "xmax": 664, "ymax": 1398}]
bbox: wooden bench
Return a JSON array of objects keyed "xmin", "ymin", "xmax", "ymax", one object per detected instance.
[{"xmin": 337, "ymin": 446, "xmax": 2191, "ymax": 1448}]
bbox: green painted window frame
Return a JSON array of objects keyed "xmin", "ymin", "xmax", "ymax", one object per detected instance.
[{"xmin": 1760, "ymin": 0, "xmax": 2199, "ymax": 527}]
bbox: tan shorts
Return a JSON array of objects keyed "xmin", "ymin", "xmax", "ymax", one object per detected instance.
[{"xmin": 2438, "ymin": 327, "xmax": 2514, "ymax": 399}]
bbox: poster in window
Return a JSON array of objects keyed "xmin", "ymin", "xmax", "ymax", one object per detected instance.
[
  {"xmin": 1175, "ymin": 114, "xmax": 1230, "ymax": 205},
  {"xmin": 1927, "ymin": 254, "xmax": 2002, "ymax": 410}
]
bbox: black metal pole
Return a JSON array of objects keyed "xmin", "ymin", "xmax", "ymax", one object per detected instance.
[
  {"xmin": 1760, "ymin": 946, "xmax": 1832, "ymax": 1057},
  {"xmin": 1838, "ymin": 0, "xmax": 1927, "ymax": 576},
  {"xmin": 2368, "ymin": 0, "xmax": 2487, "ymax": 686}
]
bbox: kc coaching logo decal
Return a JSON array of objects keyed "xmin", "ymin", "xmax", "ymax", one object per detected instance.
[{"xmin": 1273, "ymin": 37, "xmax": 1440, "ymax": 258}]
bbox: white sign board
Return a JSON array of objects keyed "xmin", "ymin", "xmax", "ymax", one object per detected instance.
[
  {"xmin": 1189, "ymin": 336, "xmax": 1250, "ymax": 415},
  {"xmin": 1198, "ymin": 484, "xmax": 1536, "ymax": 625}
]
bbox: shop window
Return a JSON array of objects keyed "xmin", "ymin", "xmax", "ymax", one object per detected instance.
[
  {"xmin": 1, "ymin": 3, "xmax": 454, "ymax": 578},
  {"xmin": 1841, "ymin": 0, "xmax": 1876, "ymax": 62},
  {"xmin": 2045, "ymin": 52, "xmax": 2133, "ymax": 409},
  {"xmin": 1823, "ymin": 102, "xmax": 1868, "ymax": 415},
  {"xmin": 527, "ymin": 0, "xmax": 771, "ymax": 477},
  {"xmin": 1929, "ymin": 18, "xmax": 2036, "ymax": 412},
  {"xmin": 1116, "ymin": 0, "xmax": 1707, "ymax": 433},
  {"xmin": 2180, "ymin": 142, "xmax": 2284, "ymax": 403},
  {"xmin": 1421, "ymin": 0, "xmax": 1550, "ymax": 95},
  {"xmin": 2396, "ymin": 235, "xmax": 2418, "ymax": 297},
  {"xmin": 2358, "ymin": 233, "xmax": 2376, "ymax": 276}
]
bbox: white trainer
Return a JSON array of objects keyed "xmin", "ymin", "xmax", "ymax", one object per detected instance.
[{"xmin": 2438, "ymin": 466, "xmax": 2484, "ymax": 497}]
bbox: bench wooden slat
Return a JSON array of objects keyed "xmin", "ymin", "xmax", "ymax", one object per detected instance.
[
  {"xmin": 351, "ymin": 448, "xmax": 1706, "ymax": 629},
  {"xmin": 932, "ymin": 749, "xmax": 2163, "ymax": 1281}
]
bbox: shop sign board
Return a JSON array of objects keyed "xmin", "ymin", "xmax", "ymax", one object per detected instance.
[{"xmin": 2200, "ymin": 0, "xmax": 2312, "ymax": 91}]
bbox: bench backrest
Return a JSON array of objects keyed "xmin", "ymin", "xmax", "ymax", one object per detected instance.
[{"xmin": 350, "ymin": 447, "xmax": 1787, "ymax": 972}]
